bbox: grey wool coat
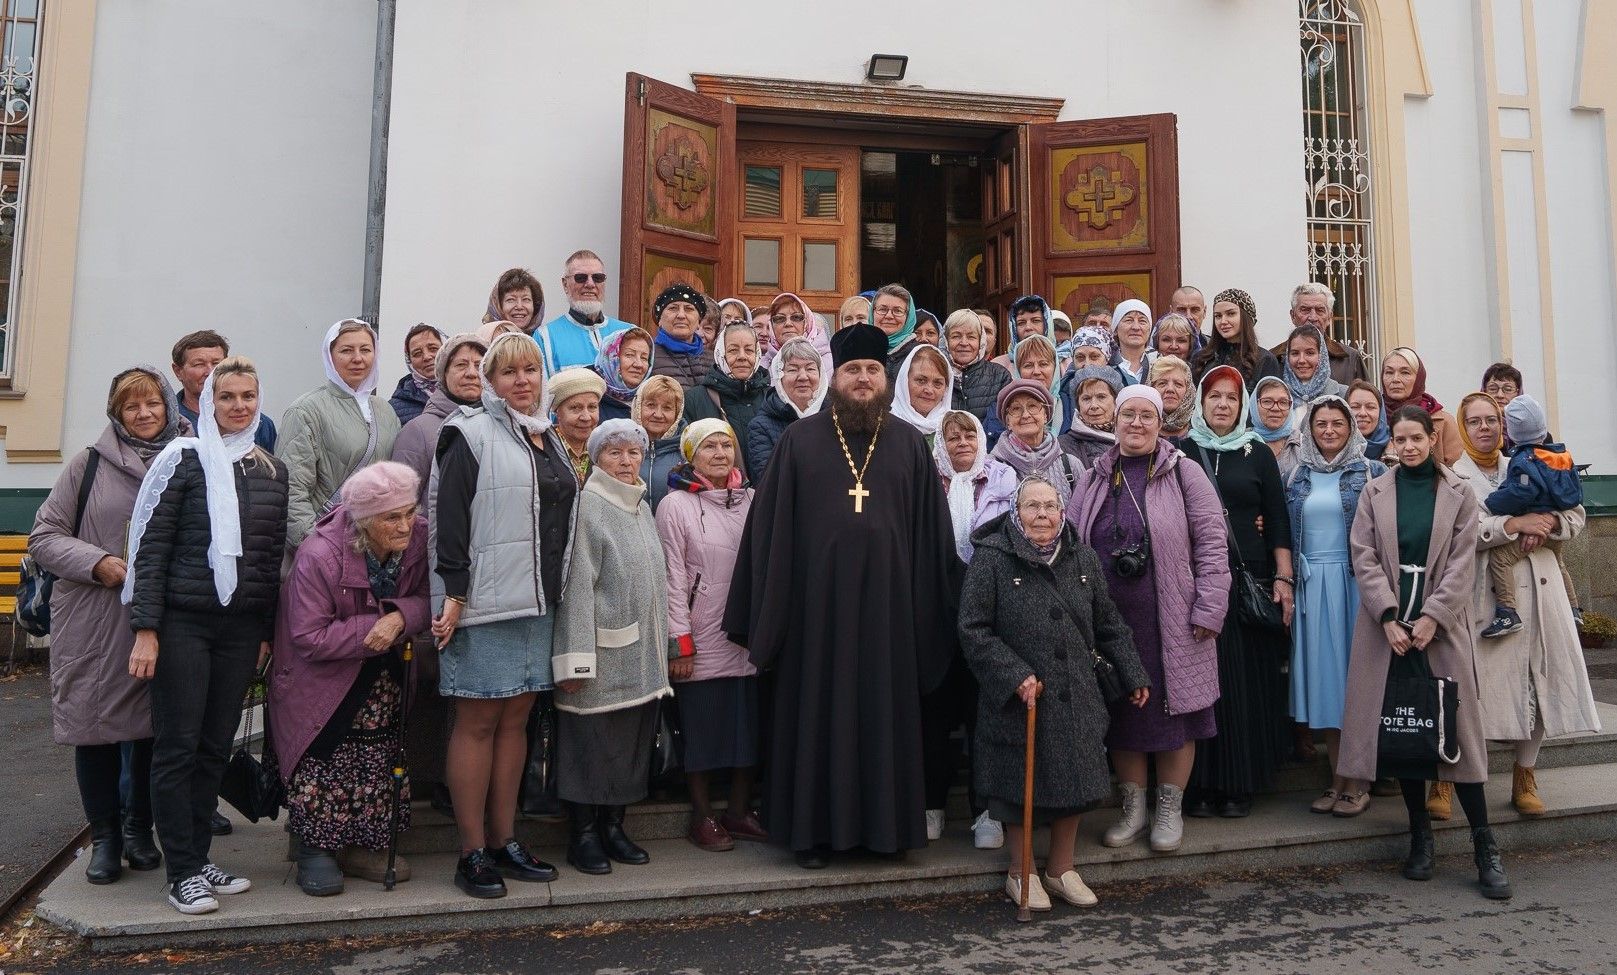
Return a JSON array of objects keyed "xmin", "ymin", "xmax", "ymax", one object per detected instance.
[
  {"xmin": 30, "ymin": 426, "xmax": 165, "ymax": 745},
  {"xmin": 552, "ymin": 470, "xmax": 672, "ymax": 716},
  {"xmin": 1337, "ymin": 465, "xmax": 1489, "ymax": 784},
  {"xmin": 959, "ymin": 514, "xmax": 1149, "ymax": 811}
]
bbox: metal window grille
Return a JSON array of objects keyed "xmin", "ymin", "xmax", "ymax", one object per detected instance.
[
  {"xmin": 0, "ymin": 0, "xmax": 41, "ymax": 382},
  {"xmin": 1300, "ymin": 0, "xmax": 1379, "ymax": 361}
]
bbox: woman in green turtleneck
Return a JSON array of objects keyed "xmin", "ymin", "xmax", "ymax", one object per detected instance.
[{"xmin": 1334, "ymin": 406, "xmax": 1511, "ymax": 901}]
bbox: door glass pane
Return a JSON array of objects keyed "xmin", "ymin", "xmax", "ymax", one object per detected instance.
[
  {"xmin": 803, "ymin": 242, "xmax": 837, "ymax": 292},
  {"xmin": 802, "ymin": 168, "xmax": 838, "ymax": 219},
  {"xmin": 743, "ymin": 238, "xmax": 781, "ymax": 288},
  {"xmin": 744, "ymin": 165, "xmax": 782, "ymax": 218}
]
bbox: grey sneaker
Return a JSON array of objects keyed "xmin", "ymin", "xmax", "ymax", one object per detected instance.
[{"xmin": 1150, "ymin": 783, "xmax": 1185, "ymax": 852}]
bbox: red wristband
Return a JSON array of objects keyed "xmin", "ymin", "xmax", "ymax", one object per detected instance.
[{"xmin": 677, "ymin": 634, "xmax": 696, "ymax": 658}]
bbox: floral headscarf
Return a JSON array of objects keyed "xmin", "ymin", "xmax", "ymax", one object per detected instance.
[{"xmin": 594, "ymin": 327, "xmax": 654, "ymax": 409}]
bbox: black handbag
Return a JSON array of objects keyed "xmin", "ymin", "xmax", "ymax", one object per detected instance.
[
  {"xmin": 1027, "ymin": 566, "xmax": 1135, "ymax": 704},
  {"xmin": 518, "ymin": 691, "xmax": 563, "ymax": 818},
  {"xmin": 219, "ymin": 680, "xmax": 284, "ymax": 823},
  {"xmin": 1377, "ymin": 647, "xmax": 1461, "ymax": 779},
  {"xmin": 647, "ymin": 694, "xmax": 685, "ymax": 789},
  {"xmin": 1195, "ymin": 450, "xmax": 1289, "ymax": 634},
  {"xmin": 16, "ymin": 449, "xmax": 99, "ymax": 638}
]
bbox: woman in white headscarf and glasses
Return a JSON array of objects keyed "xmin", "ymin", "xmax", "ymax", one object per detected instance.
[
  {"xmin": 122, "ymin": 357, "xmax": 288, "ymax": 916},
  {"xmin": 279, "ymin": 320, "xmax": 402, "ymax": 548}
]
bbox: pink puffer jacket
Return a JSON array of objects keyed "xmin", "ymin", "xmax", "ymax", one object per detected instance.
[
  {"xmin": 1065, "ymin": 438, "xmax": 1231, "ymax": 715},
  {"xmin": 655, "ymin": 483, "xmax": 756, "ymax": 682}
]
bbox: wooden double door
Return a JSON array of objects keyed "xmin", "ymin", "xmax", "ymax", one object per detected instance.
[{"xmin": 619, "ymin": 73, "xmax": 1180, "ymax": 353}]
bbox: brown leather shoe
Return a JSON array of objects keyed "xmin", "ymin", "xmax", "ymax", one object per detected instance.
[
  {"xmin": 688, "ymin": 816, "xmax": 735, "ymax": 852},
  {"xmin": 720, "ymin": 810, "xmax": 769, "ymax": 842}
]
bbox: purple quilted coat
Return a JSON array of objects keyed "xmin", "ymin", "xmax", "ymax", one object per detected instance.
[{"xmin": 1066, "ymin": 438, "xmax": 1231, "ymax": 715}]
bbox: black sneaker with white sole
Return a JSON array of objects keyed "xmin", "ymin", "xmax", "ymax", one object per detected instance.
[
  {"xmin": 199, "ymin": 862, "xmax": 251, "ymax": 894},
  {"xmin": 168, "ymin": 874, "xmax": 219, "ymax": 915}
]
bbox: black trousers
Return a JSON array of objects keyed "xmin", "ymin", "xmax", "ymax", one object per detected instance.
[
  {"xmin": 75, "ymin": 739, "xmax": 153, "ymax": 824},
  {"xmin": 149, "ymin": 610, "xmax": 259, "ymax": 883},
  {"xmin": 921, "ymin": 658, "xmax": 978, "ymax": 811}
]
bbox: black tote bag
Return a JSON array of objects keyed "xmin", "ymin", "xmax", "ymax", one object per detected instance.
[
  {"xmin": 1376, "ymin": 647, "xmax": 1461, "ymax": 780},
  {"xmin": 219, "ymin": 682, "xmax": 284, "ymax": 823}
]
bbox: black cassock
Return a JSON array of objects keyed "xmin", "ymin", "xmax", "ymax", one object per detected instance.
[{"xmin": 723, "ymin": 410, "xmax": 960, "ymax": 853}]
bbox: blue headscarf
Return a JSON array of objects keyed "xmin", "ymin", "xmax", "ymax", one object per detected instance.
[
  {"xmin": 1187, "ymin": 364, "xmax": 1261, "ymax": 452},
  {"xmin": 1249, "ymin": 376, "xmax": 1297, "ymax": 444}
]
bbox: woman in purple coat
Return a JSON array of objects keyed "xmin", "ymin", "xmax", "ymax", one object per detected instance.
[
  {"xmin": 269, "ymin": 462, "xmax": 431, "ymax": 897},
  {"xmin": 1066, "ymin": 385, "xmax": 1230, "ymax": 855}
]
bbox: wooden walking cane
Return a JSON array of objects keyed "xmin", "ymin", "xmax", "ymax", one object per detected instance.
[
  {"xmin": 1016, "ymin": 680, "xmax": 1044, "ymax": 922},
  {"xmin": 384, "ymin": 638, "xmax": 414, "ymax": 892}
]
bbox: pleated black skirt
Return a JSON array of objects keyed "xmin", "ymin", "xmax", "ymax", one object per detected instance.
[{"xmin": 1189, "ymin": 591, "xmax": 1290, "ymax": 798}]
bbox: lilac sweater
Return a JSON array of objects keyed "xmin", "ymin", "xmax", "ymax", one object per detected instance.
[{"xmin": 1065, "ymin": 439, "xmax": 1231, "ymax": 715}]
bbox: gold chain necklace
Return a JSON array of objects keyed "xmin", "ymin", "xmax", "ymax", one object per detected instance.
[{"xmin": 832, "ymin": 409, "xmax": 883, "ymax": 514}]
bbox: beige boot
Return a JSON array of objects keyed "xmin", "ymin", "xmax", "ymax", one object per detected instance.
[
  {"xmin": 1426, "ymin": 780, "xmax": 1453, "ymax": 821},
  {"xmin": 337, "ymin": 846, "xmax": 411, "ymax": 883},
  {"xmin": 1511, "ymin": 764, "xmax": 1546, "ymax": 816}
]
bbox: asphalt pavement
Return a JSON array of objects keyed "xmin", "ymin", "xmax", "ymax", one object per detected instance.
[
  {"xmin": 36, "ymin": 839, "xmax": 1617, "ymax": 975},
  {"xmin": 0, "ymin": 664, "xmax": 81, "ymax": 910}
]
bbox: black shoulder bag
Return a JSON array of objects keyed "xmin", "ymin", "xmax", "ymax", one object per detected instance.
[
  {"xmin": 17, "ymin": 449, "xmax": 101, "ymax": 637},
  {"xmin": 1025, "ymin": 565, "xmax": 1134, "ymax": 704},
  {"xmin": 1194, "ymin": 449, "xmax": 1288, "ymax": 634}
]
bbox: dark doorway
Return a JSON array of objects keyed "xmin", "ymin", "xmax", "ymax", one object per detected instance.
[{"xmin": 860, "ymin": 150, "xmax": 984, "ymax": 316}]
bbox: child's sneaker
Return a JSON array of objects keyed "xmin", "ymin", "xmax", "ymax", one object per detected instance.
[{"xmin": 1482, "ymin": 608, "xmax": 1523, "ymax": 638}]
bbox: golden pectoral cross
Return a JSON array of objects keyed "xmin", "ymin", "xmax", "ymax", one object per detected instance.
[{"xmin": 849, "ymin": 482, "xmax": 870, "ymax": 514}]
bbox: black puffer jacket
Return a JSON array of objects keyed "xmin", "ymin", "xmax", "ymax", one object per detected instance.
[
  {"xmin": 951, "ymin": 358, "xmax": 1012, "ymax": 422},
  {"xmin": 745, "ymin": 389, "xmax": 800, "ymax": 479},
  {"xmin": 684, "ymin": 367, "xmax": 770, "ymax": 477},
  {"xmin": 128, "ymin": 448, "xmax": 288, "ymax": 640}
]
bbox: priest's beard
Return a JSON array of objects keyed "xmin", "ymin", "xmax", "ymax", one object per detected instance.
[{"xmin": 828, "ymin": 383, "xmax": 894, "ymax": 435}]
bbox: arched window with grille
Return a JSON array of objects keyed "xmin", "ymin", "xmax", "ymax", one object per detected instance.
[
  {"xmin": 1300, "ymin": 0, "xmax": 1378, "ymax": 359},
  {"xmin": 0, "ymin": 0, "xmax": 40, "ymax": 382}
]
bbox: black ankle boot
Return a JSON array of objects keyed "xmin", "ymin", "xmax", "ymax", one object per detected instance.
[
  {"xmin": 122, "ymin": 813, "xmax": 162, "ymax": 871},
  {"xmin": 1471, "ymin": 827, "xmax": 1512, "ymax": 899},
  {"xmin": 85, "ymin": 816, "xmax": 123, "ymax": 884},
  {"xmin": 599, "ymin": 805, "xmax": 650, "ymax": 865},
  {"xmin": 566, "ymin": 803, "xmax": 611, "ymax": 875},
  {"xmin": 1402, "ymin": 824, "xmax": 1434, "ymax": 881}
]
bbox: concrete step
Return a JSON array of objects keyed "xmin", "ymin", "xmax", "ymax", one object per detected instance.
[
  {"xmin": 390, "ymin": 703, "xmax": 1617, "ymax": 852},
  {"xmin": 36, "ymin": 760, "xmax": 1617, "ymax": 952}
]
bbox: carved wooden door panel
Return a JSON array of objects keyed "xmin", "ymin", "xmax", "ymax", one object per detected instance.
[
  {"xmin": 1027, "ymin": 114, "xmax": 1180, "ymax": 324},
  {"xmin": 980, "ymin": 129, "xmax": 1026, "ymax": 357},
  {"xmin": 732, "ymin": 141, "xmax": 860, "ymax": 321},
  {"xmin": 619, "ymin": 73, "xmax": 737, "ymax": 329}
]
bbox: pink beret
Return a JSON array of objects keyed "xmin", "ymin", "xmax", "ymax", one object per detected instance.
[{"xmin": 342, "ymin": 461, "xmax": 420, "ymax": 520}]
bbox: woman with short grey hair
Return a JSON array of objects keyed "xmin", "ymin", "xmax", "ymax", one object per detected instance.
[{"xmin": 553, "ymin": 418, "xmax": 672, "ymax": 875}]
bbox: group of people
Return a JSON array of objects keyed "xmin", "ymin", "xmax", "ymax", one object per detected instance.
[{"xmin": 32, "ymin": 248, "xmax": 1597, "ymax": 921}]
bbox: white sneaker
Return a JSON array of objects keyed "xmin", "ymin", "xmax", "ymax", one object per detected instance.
[
  {"xmin": 1150, "ymin": 783, "xmax": 1185, "ymax": 852},
  {"xmin": 1004, "ymin": 871, "xmax": 1051, "ymax": 911},
  {"xmin": 1103, "ymin": 782, "xmax": 1149, "ymax": 847},
  {"xmin": 199, "ymin": 862, "xmax": 251, "ymax": 894},
  {"xmin": 972, "ymin": 811, "xmax": 1004, "ymax": 850},
  {"xmin": 1043, "ymin": 869, "xmax": 1099, "ymax": 907},
  {"xmin": 925, "ymin": 808, "xmax": 946, "ymax": 841},
  {"xmin": 167, "ymin": 874, "xmax": 219, "ymax": 915}
]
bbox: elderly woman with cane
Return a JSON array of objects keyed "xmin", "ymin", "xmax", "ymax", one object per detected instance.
[
  {"xmin": 268, "ymin": 462, "xmax": 430, "ymax": 897},
  {"xmin": 960, "ymin": 476, "xmax": 1148, "ymax": 912}
]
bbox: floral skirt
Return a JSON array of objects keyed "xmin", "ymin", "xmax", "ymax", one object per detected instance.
[{"xmin": 287, "ymin": 670, "xmax": 411, "ymax": 851}]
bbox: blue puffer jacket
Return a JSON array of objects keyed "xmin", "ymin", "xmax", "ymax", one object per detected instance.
[
  {"xmin": 1284, "ymin": 457, "xmax": 1386, "ymax": 555},
  {"xmin": 745, "ymin": 389, "xmax": 798, "ymax": 479},
  {"xmin": 639, "ymin": 421, "xmax": 686, "ymax": 513},
  {"xmin": 1485, "ymin": 441, "xmax": 1582, "ymax": 515}
]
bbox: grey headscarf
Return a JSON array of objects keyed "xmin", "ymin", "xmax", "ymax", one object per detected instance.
[
  {"xmin": 1293, "ymin": 395, "xmax": 1367, "ymax": 474},
  {"xmin": 107, "ymin": 366, "xmax": 187, "ymax": 460}
]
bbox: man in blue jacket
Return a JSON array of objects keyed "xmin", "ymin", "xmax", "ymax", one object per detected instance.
[{"xmin": 533, "ymin": 249, "xmax": 635, "ymax": 374}]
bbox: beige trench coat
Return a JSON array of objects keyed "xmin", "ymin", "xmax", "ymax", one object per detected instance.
[
  {"xmin": 1452, "ymin": 455, "xmax": 1601, "ymax": 741},
  {"xmin": 1338, "ymin": 465, "xmax": 1489, "ymax": 784}
]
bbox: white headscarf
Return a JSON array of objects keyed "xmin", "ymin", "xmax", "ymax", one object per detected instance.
[
  {"xmin": 122, "ymin": 368, "xmax": 264, "ymax": 607},
  {"xmin": 890, "ymin": 345, "xmax": 957, "ymax": 436},
  {"xmin": 322, "ymin": 319, "xmax": 381, "ymax": 422},
  {"xmin": 768, "ymin": 337, "xmax": 829, "ymax": 418},
  {"xmin": 931, "ymin": 410, "xmax": 988, "ymax": 561}
]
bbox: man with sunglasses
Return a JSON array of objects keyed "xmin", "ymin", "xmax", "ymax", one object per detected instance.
[{"xmin": 534, "ymin": 249, "xmax": 635, "ymax": 374}]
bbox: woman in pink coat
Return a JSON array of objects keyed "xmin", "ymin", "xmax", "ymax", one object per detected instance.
[
  {"xmin": 268, "ymin": 462, "xmax": 431, "ymax": 897},
  {"xmin": 1066, "ymin": 385, "xmax": 1230, "ymax": 855},
  {"xmin": 655, "ymin": 418, "xmax": 766, "ymax": 853}
]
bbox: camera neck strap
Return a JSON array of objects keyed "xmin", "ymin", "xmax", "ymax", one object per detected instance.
[{"xmin": 1109, "ymin": 454, "xmax": 1153, "ymax": 544}]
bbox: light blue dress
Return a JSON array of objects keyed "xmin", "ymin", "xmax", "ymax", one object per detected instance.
[{"xmin": 1291, "ymin": 469, "xmax": 1354, "ymax": 730}]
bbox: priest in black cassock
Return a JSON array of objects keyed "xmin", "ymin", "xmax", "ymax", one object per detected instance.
[{"xmin": 723, "ymin": 322, "xmax": 960, "ymax": 869}]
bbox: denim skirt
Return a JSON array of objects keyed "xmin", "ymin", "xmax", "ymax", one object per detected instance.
[{"xmin": 439, "ymin": 613, "xmax": 555, "ymax": 699}]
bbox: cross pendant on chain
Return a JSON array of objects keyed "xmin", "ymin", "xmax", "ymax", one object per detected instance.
[{"xmin": 848, "ymin": 482, "xmax": 870, "ymax": 514}]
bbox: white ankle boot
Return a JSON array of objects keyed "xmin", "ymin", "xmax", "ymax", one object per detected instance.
[
  {"xmin": 1103, "ymin": 782, "xmax": 1149, "ymax": 847},
  {"xmin": 1151, "ymin": 783, "xmax": 1185, "ymax": 852}
]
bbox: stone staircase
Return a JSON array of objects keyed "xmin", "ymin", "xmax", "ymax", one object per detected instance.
[{"xmin": 35, "ymin": 703, "xmax": 1617, "ymax": 951}]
